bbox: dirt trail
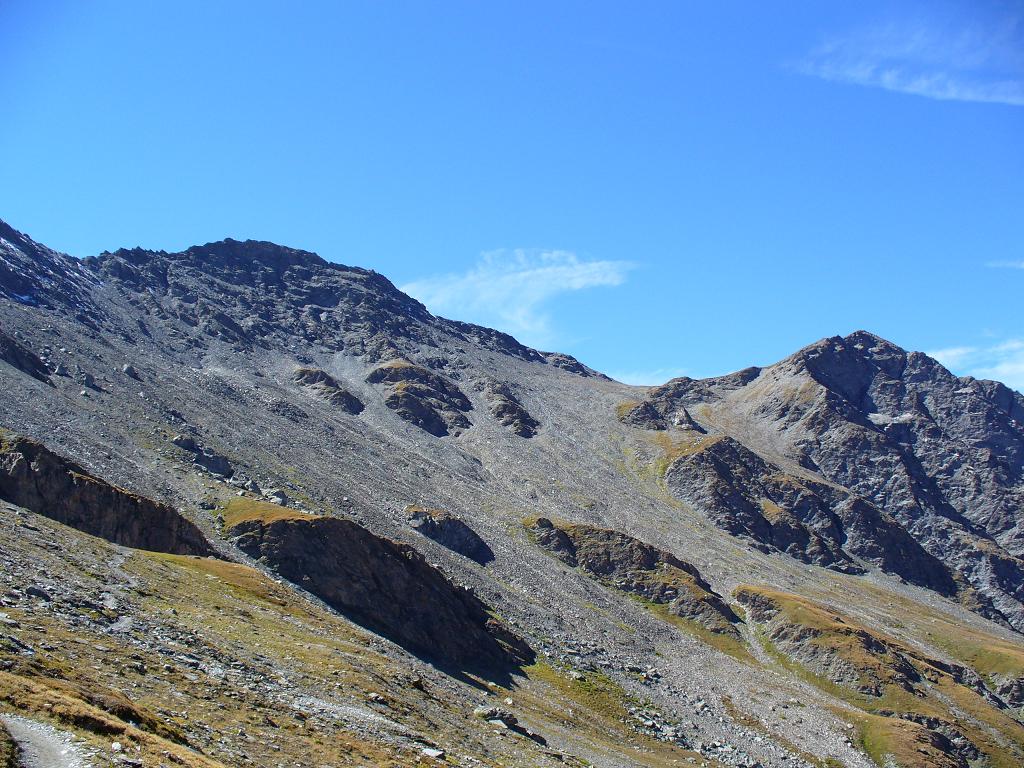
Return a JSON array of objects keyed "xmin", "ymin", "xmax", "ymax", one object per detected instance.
[{"xmin": 0, "ymin": 715, "xmax": 91, "ymax": 768}]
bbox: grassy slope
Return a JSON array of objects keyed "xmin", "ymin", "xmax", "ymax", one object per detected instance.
[
  {"xmin": 3, "ymin": 508, "xmax": 755, "ymax": 768},
  {"xmin": 736, "ymin": 585, "xmax": 1024, "ymax": 768},
  {"xmin": 0, "ymin": 721, "xmax": 17, "ymax": 768}
]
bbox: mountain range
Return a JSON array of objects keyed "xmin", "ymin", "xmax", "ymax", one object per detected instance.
[{"xmin": 1, "ymin": 218, "xmax": 1022, "ymax": 768}]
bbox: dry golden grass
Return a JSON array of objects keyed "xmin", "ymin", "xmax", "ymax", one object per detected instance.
[
  {"xmin": 615, "ymin": 400, "xmax": 641, "ymax": 420},
  {"xmin": 516, "ymin": 662, "xmax": 724, "ymax": 768},
  {"xmin": 650, "ymin": 431, "xmax": 724, "ymax": 477},
  {"xmin": 0, "ymin": 670, "xmax": 228, "ymax": 768},
  {"xmin": 221, "ymin": 497, "xmax": 320, "ymax": 529},
  {"xmin": 0, "ymin": 720, "xmax": 17, "ymax": 768},
  {"xmin": 737, "ymin": 585, "xmax": 1024, "ymax": 768}
]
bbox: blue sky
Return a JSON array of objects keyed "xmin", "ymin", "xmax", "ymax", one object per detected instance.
[{"xmin": 1, "ymin": 1, "xmax": 1022, "ymax": 389}]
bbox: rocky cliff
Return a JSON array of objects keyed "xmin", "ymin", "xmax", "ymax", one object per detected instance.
[
  {"xmin": 0, "ymin": 433, "xmax": 214, "ymax": 556},
  {"xmin": 226, "ymin": 501, "xmax": 531, "ymax": 669}
]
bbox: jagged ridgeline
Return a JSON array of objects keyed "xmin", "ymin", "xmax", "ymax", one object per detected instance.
[{"xmin": 1, "ymin": 216, "xmax": 1023, "ymax": 768}]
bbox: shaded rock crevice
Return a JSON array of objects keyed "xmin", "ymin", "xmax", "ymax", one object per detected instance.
[{"xmin": 406, "ymin": 505, "xmax": 494, "ymax": 565}]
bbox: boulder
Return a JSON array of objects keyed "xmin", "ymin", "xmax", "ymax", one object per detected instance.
[{"xmin": 406, "ymin": 506, "xmax": 494, "ymax": 564}]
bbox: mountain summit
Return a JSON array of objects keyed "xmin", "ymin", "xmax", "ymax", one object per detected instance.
[{"xmin": 1, "ymin": 219, "xmax": 1023, "ymax": 768}]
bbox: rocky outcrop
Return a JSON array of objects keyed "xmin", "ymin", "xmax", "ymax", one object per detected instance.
[
  {"xmin": 293, "ymin": 367, "xmax": 364, "ymax": 414},
  {"xmin": 737, "ymin": 587, "xmax": 930, "ymax": 695},
  {"xmin": 541, "ymin": 352, "xmax": 608, "ymax": 379},
  {"xmin": 170, "ymin": 434, "xmax": 234, "ymax": 477},
  {"xmin": 735, "ymin": 587, "xmax": 1000, "ymax": 767},
  {"xmin": 528, "ymin": 518, "xmax": 740, "ymax": 636},
  {"xmin": 472, "ymin": 706, "xmax": 547, "ymax": 745},
  {"xmin": 666, "ymin": 436, "xmax": 955, "ymax": 593},
  {"xmin": 0, "ymin": 434, "xmax": 214, "ymax": 556},
  {"xmin": 618, "ymin": 385, "xmax": 707, "ymax": 431},
  {"xmin": 227, "ymin": 510, "xmax": 531, "ymax": 668},
  {"xmin": 87, "ymin": 238, "xmax": 437, "ymax": 357},
  {"xmin": 366, "ymin": 361, "xmax": 471, "ymax": 437},
  {"xmin": 0, "ymin": 330, "xmax": 51, "ymax": 385},
  {"xmin": 406, "ymin": 506, "xmax": 494, "ymax": 564},
  {"xmin": 0, "ymin": 220, "xmax": 104, "ymax": 326},
  {"xmin": 477, "ymin": 379, "xmax": 539, "ymax": 437}
]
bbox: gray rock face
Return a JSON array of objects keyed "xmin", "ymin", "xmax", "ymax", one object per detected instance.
[
  {"xmin": 478, "ymin": 379, "xmax": 539, "ymax": 437},
  {"xmin": 665, "ymin": 435, "xmax": 954, "ymax": 592},
  {"xmin": 630, "ymin": 331, "xmax": 1024, "ymax": 629},
  {"xmin": 293, "ymin": 367, "xmax": 364, "ymax": 414},
  {"xmin": 366, "ymin": 361, "xmax": 472, "ymax": 437},
  {"xmin": 406, "ymin": 506, "xmax": 494, "ymax": 564},
  {"xmin": 0, "ymin": 434, "xmax": 214, "ymax": 557},
  {"xmin": 0, "ymin": 220, "xmax": 104, "ymax": 326},
  {"xmin": 619, "ymin": 386, "xmax": 708, "ymax": 432},
  {"xmin": 0, "ymin": 330, "xmax": 51, "ymax": 385},
  {"xmin": 528, "ymin": 517, "xmax": 740, "ymax": 637},
  {"xmin": 227, "ymin": 511, "xmax": 531, "ymax": 669}
]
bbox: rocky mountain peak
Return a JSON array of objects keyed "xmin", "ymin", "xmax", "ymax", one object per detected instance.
[
  {"xmin": 785, "ymin": 331, "xmax": 913, "ymax": 404},
  {"xmin": 97, "ymin": 237, "xmax": 328, "ymax": 277}
]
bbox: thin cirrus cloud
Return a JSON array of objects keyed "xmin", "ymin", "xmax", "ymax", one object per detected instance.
[
  {"xmin": 928, "ymin": 339, "xmax": 1024, "ymax": 392},
  {"xmin": 400, "ymin": 249, "xmax": 634, "ymax": 350},
  {"xmin": 795, "ymin": 16, "xmax": 1024, "ymax": 106},
  {"xmin": 987, "ymin": 260, "xmax": 1024, "ymax": 269}
]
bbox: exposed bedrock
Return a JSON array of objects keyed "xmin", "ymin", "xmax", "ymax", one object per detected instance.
[
  {"xmin": 665, "ymin": 435, "xmax": 956, "ymax": 595},
  {"xmin": 406, "ymin": 505, "xmax": 494, "ymax": 565},
  {"xmin": 0, "ymin": 433, "xmax": 214, "ymax": 556},
  {"xmin": 366, "ymin": 360, "xmax": 471, "ymax": 437},
  {"xmin": 527, "ymin": 517, "xmax": 740, "ymax": 637},
  {"xmin": 227, "ymin": 510, "xmax": 531, "ymax": 669}
]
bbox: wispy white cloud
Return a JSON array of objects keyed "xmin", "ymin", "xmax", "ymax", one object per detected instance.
[
  {"xmin": 987, "ymin": 260, "xmax": 1024, "ymax": 269},
  {"xmin": 927, "ymin": 345, "xmax": 978, "ymax": 369},
  {"xmin": 606, "ymin": 366, "xmax": 688, "ymax": 387},
  {"xmin": 796, "ymin": 15, "xmax": 1024, "ymax": 106},
  {"xmin": 401, "ymin": 249, "xmax": 633, "ymax": 349},
  {"xmin": 928, "ymin": 339, "xmax": 1024, "ymax": 392}
]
